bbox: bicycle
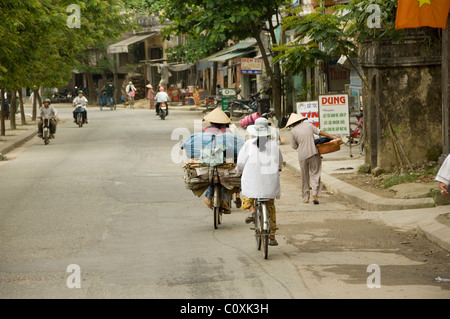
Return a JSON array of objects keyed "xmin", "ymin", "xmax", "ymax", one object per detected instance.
[
  {"xmin": 250, "ymin": 198, "xmax": 275, "ymax": 259},
  {"xmin": 344, "ymin": 111, "xmax": 364, "ymax": 156},
  {"xmin": 210, "ymin": 166, "xmax": 232, "ymax": 229}
]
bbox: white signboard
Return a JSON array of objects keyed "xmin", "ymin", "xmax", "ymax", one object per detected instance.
[
  {"xmin": 241, "ymin": 58, "xmax": 263, "ymax": 74},
  {"xmin": 318, "ymin": 94, "xmax": 350, "ymax": 136},
  {"xmin": 296, "ymin": 101, "xmax": 319, "ymax": 128}
]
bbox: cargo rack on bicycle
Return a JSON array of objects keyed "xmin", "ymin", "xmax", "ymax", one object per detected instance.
[{"xmin": 182, "ymin": 158, "xmax": 241, "ymax": 197}]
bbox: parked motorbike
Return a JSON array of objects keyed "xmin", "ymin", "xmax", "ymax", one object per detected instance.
[
  {"xmin": 204, "ymin": 96, "xmax": 221, "ymax": 113},
  {"xmin": 74, "ymin": 104, "xmax": 85, "ymax": 127},
  {"xmin": 159, "ymin": 102, "xmax": 168, "ymax": 120},
  {"xmin": 229, "ymin": 92, "xmax": 261, "ymax": 118}
]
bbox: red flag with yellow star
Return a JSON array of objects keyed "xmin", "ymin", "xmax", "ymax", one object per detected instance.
[{"xmin": 395, "ymin": 0, "xmax": 450, "ymax": 30}]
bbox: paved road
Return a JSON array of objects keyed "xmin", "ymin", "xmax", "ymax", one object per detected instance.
[{"xmin": 0, "ymin": 105, "xmax": 448, "ymax": 299}]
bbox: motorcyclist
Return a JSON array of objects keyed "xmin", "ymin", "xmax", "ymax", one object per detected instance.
[
  {"xmin": 37, "ymin": 98, "xmax": 57, "ymax": 139},
  {"xmin": 72, "ymin": 90, "xmax": 88, "ymax": 124},
  {"xmin": 154, "ymin": 87, "xmax": 170, "ymax": 116}
]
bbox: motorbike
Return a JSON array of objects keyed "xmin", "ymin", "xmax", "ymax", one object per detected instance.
[
  {"xmin": 229, "ymin": 92, "xmax": 261, "ymax": 118},
  {"xmin": 74, "ymin": 104, "xmax": 85, "ymax": 127},
  {"xmin": 204, "ymin": 96, "xmax": 221, "ymax": 113},
  {"xmin": 41, "ymin": 118, "xmax": 52, "ymax": 145},
  {"xmin": 159, "ymin": 102, "xmax": 168, "ymax": 120}
]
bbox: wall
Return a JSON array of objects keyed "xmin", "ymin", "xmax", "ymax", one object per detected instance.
[{"xmin": 359, "ymin": 29, "xmax": 442, "ymax": 171}]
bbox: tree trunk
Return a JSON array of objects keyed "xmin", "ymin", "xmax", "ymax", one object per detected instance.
[
  {"xmin": 253, "ymin": 26, "xmax": 282, "ymax": 118},
  {"xmin": 9, "ymin": 91, "xmax": 16, "ymax": 130},
  {"xmin": 32, "ymin": 89, "xmax": 42, "ymax": 121},
  {"xmin": 86, "ymin": 70, "xmax": 96, "ymax": 105},
  {"xmin": 1, "ymin": 88, "xmax": 5, "ymax": 136},
  {"xmin": 18, "ymin": 90, "xmax": 26, "ymax": 125},
  {"xmin": 211, "ymin": 62, "xmax": 218, "ymax": 95}
]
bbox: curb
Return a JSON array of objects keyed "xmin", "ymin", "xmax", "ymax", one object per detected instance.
[
  {"xmin": 284, "ymin": 161, "xmax": 436, "ymax": 211},
  {"xmin": 0, "ymin": 129, "xmax": 37, "ymax": 157},
  {"xmin": 417, "ymin": 217, "xmax": 450, "ymax": 252}
]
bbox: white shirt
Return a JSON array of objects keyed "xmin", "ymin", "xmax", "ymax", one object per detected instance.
[
  {"xmin": 73, "ymin": 96, "xmax": 88, "ymax": 109},
  {"xmin": 39, "ymin": 105, "xmax": 57, "ymax": 119},
  {"xmin": 436, "ymin": 155, "xmax": 450, "ymax": 185},
  {"xmin": 236, "ymin": 138, "xmax": 283, "ymax": 199},
  {"xmin": 155, "ymin": 92, "xmax": 169, "ymax": 102},
  {"xmin": 126, "ymin": 84, "xmax": 136, "ymax": 93}
]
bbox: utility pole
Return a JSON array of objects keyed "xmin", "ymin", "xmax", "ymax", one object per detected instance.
[{"xmin": 441, "ymin": 14, "xmax": 449, "ymax": 163}]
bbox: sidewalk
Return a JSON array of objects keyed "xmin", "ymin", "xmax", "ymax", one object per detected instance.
[
  {"xmin": 277, "ymin": 128, "xmax": 450, "ymax": 252},
  {"xmin": 0, "ymin": 115, "xmax": 38, "ymax": 160}
]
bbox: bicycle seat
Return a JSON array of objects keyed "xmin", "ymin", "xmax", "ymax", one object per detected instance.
[{"xmin": 256, "ymin": 198, "xmax": 271, "ymax": 202}]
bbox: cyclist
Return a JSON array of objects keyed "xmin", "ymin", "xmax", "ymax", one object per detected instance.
[
  {"xmin": 202, "ymin": 108, "xmax": 233, "ymax": 212},
  {"xmin": 236, "ymin": 117, "xmax": 283, "ymax": 246},
  {"xmin": 126, "ymin": 81, "xmax": 137, "ymax": 108},
  {"xmin": 102, "ymin": 80, "xmax": 114, "ymax": 107}
]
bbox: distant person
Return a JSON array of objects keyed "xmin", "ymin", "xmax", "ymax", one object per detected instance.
[
  {"xmin": 146, "ymin": 84, "xmax": 156, "ymax": 110},
  {"xmin": 436, "ymin": 154, "xmax": 450, "ymax": 195},
  {"xmin": 102, "ymin": 80, "xmax": 114, "ymax": 107},
  {"xmin": 126, "ymin": 81, "xmax": 137, "ymax": 109},
  {"xmin": 154, "ymin": 87, "xmax": 170, "ymax": 116},
  {"xmin": 287, "ymin": 113, "xmax": 340, "ymax": 205},
  {"xmin": 72, "ymin": 90, "xmax": 88, "ymax": 124},
  {"xmin": 37, "ymin": 98, "xmax": 57, "ymax": 139}
]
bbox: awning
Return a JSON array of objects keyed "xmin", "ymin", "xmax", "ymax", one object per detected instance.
[
  {"xmin": 201, "ymin": 40, "xmax": 257, "ymax": 62},
  {"xmin": 107, "ymin": 33, "xmax": 156, "ymax": 54},
  {"xmin": 168, "ymin": 63, "xmax": 194, "ymax": 72},
  {"xmin": 209, "ymin": 49, "xmax": 257, "ymax": 62}
]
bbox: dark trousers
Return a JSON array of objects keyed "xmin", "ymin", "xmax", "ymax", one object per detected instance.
[
  {"xmin": 73, "ymin": 109, "xmax": 87, "ymax": 121},
  {"xmin": 155, "ymin": 102, "xmax": 169, "ymax": 115},
  {"xmin": 38, "ymin": 119, "xmax": 56, "ymax": 134}
]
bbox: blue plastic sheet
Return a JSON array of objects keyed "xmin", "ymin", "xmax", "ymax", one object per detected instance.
[{"xmin": 181, "ymin": 132, "xmax": 245, "ymax": 159}]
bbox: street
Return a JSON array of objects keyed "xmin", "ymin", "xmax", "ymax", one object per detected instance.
[{"xmin": 0, "ymin": 105, "xmax": 449, "ymax": 299}]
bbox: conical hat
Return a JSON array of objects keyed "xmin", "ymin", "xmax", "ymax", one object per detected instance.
[
  {"xmin": 203, "ymin": 107, "xmax": 231, "ymax": 124},
  {"xmin": 286, "ymin": 113, "xmax": 308, "ymax": 127},
  {"xmin": 146, "ymin": 84, "xmax": 153, "ymax": 89}
]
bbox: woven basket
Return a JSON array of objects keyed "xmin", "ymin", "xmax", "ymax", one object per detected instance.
[{"xmin": 317, "ymin": 140, "xmax": 340, "ymax": 155}]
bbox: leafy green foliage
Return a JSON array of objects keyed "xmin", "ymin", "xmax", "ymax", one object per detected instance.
[{"xmin": 274, "ymin": 0, "xmax": 404, "ymax": 75}]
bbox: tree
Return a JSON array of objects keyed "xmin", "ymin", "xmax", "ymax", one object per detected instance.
[
  {"xmin": 141, "ymin": 0, "xmax": 289, "ymax": 117},
  {"xmin": 274, "ymin": 0, "xmax": 416, "ymax": 169},
  {"xmin": 0, "ymin": 0, "xmax": 136, "ymax": 132}
]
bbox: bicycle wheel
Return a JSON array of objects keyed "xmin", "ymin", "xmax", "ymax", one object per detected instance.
[
  {"xmin": 254, "ymin": 205, "xmax": 262, "ymax": 250},
  {"xmin": 43, "ymin": 130, "xmax": 49, "ymax": 145},
  {"xmin": 213, "ymin": 207, "xmax": 221, "ymax": 229},
  {"xmin": 261, "ymin": 203, "xmax": 269, "ymax": 259},
  {"xmin": 213, "ymin": 185, "xmax": 222, "ymax": 229}
]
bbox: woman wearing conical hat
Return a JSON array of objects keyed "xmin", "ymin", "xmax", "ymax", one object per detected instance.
[
  {"xmin": 287, "ymin": 113, "xmax": 340, "ymax": 205},
  {"xmin": 146, "ymin": 84, "xmax": 155, "ymax": 110}
]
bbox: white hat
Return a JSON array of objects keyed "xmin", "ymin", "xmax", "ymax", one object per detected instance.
[{"xmin": 247, "ymin": 117, "xmax": 276, "ymax": 137}]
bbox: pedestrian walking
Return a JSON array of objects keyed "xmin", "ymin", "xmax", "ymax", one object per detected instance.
[
  {"xmin": 146, "ymin": 84, "xmax": 155, "ymax": 110},
  {"xmin": 287, "ymin": 113, "xmax": 340, "ymax": 204}
]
